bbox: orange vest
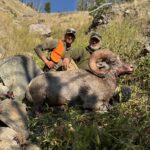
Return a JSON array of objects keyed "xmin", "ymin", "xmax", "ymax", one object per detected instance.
[{"xmin": 50, "ymin": 40, "xmax": 65, "ymax": 63}]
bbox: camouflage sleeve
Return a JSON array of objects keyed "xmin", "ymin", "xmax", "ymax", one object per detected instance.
[
  {"xmin": 63, "ymin": 48, "xmax": 84, "ymax": 61},
  {"xmin": 34, "ymin": 39, "xmax": 58, "ymax": 58}
]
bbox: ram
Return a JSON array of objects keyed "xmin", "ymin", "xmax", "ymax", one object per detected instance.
[{"xmin": 26, "ymin": 50, "xmax": 134, "ymax": 112}]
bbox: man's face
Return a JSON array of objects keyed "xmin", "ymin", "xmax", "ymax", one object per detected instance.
[
  {"xmin": 89, "ymin": 37, "xmax": 101, "ymax": 50},
  {"xmin": 65, "ymin": 33, "xmax": 75, "ymax": 45}
]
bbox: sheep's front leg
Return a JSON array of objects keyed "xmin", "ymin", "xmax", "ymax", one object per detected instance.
[{"xmin": 83, "ymin": 98, "xmax": 109, "ymax": 112}]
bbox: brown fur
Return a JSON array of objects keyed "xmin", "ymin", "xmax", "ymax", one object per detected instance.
[
  {"xmin": 26, "ymin": 50, "xmax": 133, "ymax": 112},
  {"xmin": 26, "ymin": 69, "xmax": 129, "ymax": 112}
]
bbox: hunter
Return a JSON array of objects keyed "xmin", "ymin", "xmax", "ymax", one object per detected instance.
[
  {"xmin": 62, "ymin": 32, "xmax": 107, "ymax": 71},
  {"xmin": 34, "ymin": 28, "xmax": 76, "ymax": 71}
]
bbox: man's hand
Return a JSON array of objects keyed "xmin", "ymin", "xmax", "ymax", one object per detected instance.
[
  {"xmin": 62, "ymin": 58, "xmax": 70, "ymax": 70},
  {"xmin": 45, "ymin": 60, "xmax": 55, "ymax": 69}
]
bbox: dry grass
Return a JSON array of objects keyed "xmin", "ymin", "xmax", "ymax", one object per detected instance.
[
  {"xmin": 0, "ymin": 0, "xmax": 40, "ymax": 57},
  {"xmin": 1, "ymin": 0, "xmax": 149, "ymax": 58},
  {"xmin": 0, "ymin": 0, "xmax": 150, "ymax": 149},
  {"xmin": 0, "ymin": 10, "xmax": 92, "ymax": 62},
  {"xmin": 42, "ymin": 12, "xmax": 90, "ymax": 31},
  {"xmin": 0, "ymin": 13, "xmax": 41, "ymax": 57},
  {"xmin": 99, "ymin": 17, "xmax": 142, "ymax": 60},
  {"xmin": 0, "ymin": 0, "xmax": 36, "ymax": 17}
]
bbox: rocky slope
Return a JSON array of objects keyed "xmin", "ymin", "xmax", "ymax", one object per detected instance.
[{"xmin": 0, "ymin": 0, "xmax": 37, "ymax": 17}]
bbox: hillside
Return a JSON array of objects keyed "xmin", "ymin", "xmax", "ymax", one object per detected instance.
[
  {"xmin": 0, "ymin": 0, "xmax": 91, "ymax": 58},
  {"xmin": 0, "ymin": 0, "xmax": 150, "ymax": 55},
  {"xmin": 0, "ymin": 0, "xmax": 150, "ymax": 149},
  {"xmin": 0, "ymin": 0, "xmax": 36, "ymax": 16},
  {"xmin": 0, "ymin": 0, "xmax": 149, "ymax": 55}
]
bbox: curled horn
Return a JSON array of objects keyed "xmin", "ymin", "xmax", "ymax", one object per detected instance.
[{"xmin": 89, "ymin": 50, "xmax": 115, "ymax": 75}]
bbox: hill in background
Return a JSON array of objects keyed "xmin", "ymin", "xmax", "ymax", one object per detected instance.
[
  {"xmin": 0, "ymin": 0, "xmax": 150, "ymax": 149},
  {"xmin": 0, "ymin": 0, "xmax": 149, "ymax": 56}
]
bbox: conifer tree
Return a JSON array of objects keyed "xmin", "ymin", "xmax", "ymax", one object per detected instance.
[{"xmin": 44, "ymin": 1, "xmax": 51, "ymax": 13}]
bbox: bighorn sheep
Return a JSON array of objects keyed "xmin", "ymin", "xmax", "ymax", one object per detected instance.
[{"xmin": 26, "ymin": 50, "xmax": 134, "ymax": 112}]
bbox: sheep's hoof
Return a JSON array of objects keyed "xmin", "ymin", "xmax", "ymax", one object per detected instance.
[{"xmin": 52, "ymin": 105, "xmax": 68, "ymax": 113}]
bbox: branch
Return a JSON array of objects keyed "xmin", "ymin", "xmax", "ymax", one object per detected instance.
[{"xmin": 89, "ymin": 2, "xmax": 112, "ymax": 14}]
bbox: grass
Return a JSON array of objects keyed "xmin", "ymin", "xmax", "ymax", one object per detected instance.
[
  {"xmin": 99, "ymin": 17, "xmax": 142, "ymax": 60},
  {"xmin": 28, "ymin": 97, "xmax": 150, "ymax": 150},
  {"xmin": 0, "ymin": 1, "xmax": 150, "ymax": 149},
  {"xmin": 4, "ymin": 27, "xmax": 41, "ymax": 56},
  {"xmin": 0, "ymin": 12, "xmax": 42, "ymax": 58}
]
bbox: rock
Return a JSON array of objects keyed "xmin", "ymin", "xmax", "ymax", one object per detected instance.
[
  {"xmin": 0, "ymin": 83, "xmax": 9, "ymax": 95},
  {"xmin": 145, "ymin": 29, "xmax": 150, "ymax": 38},
  {"xmin": 0, "ymin": 127, "xmax": 28, "ymax": 149},
  {"xmin": 29, "ymin": 24, "xmax": 51, "ymax": 37},
  {"xmin": 0, "ymin": 127, "xmax": 20, "ymax": 150},
  {"xmin": 86, "ymin": 14, "xmax": 109, "ymax": 34},
  {"xmin": 140, "ymin": 41, "xmax": 150, "ymax": 56},
  {"xmin": 0, "ymin": 83, "xmax": 10, "ymax": 100},
  {"xmin": 144, "ymin": 41, "xmax": 150, "ymax": 53},
  {"xmin": 0, "ymin": 99, "xmax": 28, "ymax": 137},
  {"xmin": 121, "ymin": 86, "xmax": 132, "ymax": 102},
  {"xmin": 0, "ymin": 55, "xmax": 43, "ymax": 101},
  {"xmin": 26, "ymin": 144, "xmax": 41, "ymax": 150},
  {"xmin": 0, "ymin": 139, "xmax": 20, "ymax": 150},
  {"xmin": 123, "ymin": 8, "xmax": 138, "ymax": 17},
  {"xmin": 109, "ymin": 86, "xmax": 132, "ymax": 105},
  {"xmin": 0, "ymin": 46, "xmax": 6, "ymax": 59},
  {"xmin": 0, "ymin": 127, "xmax": 17, "ymax": 140}
]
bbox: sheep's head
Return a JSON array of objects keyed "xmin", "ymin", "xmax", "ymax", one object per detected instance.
[{"xmin": 89, "ymin": 50, "xmax": 134, "ymax": 77}]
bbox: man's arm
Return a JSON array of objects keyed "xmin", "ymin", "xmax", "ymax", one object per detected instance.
[
  {"xmin": 34, "ymin": 39, "xmax": 58, "ymax": 68},
  {"xmin": 62, "ymin": 48, "xmax": 84, "ymax": 69},
  {"xmin": 34, "ymin": 45, "xmax": 48, "ymax": 63},
  {"xmin": 63, "ymin": 48, "xmax": 84, "ymax": 60}
]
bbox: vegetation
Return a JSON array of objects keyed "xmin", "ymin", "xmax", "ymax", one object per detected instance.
[
  {"xmin": 26, "ymin": 2, "xmax": 34, "ymax": 9},
  {"xmin": 0, "ymin": 0, "xmax": 149, "ymax": 149},
  {"xmin": 29, "ymin": 97, "xmax": 150, "ymax": 150},
  {"xmin": 77, "ymin": 0, "xmax": 105, "ymax": 11},
  {"xmin": 77, "ymin": 0, "xmax": 134, "ymax": 11},
  {"xmin": 28, "ymin": 14, "xmax": 150, "ymax": 150},
  {"xmin": 0, "ymin": 15, "xmax": 41, "ymax": 57},
  {"xmin": 44, "ymin": 1, "xmax": 51, "ymax": 13}
]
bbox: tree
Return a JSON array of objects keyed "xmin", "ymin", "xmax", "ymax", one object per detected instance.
[
  {"xmin": 44, "ymin": 1, "xmax": 51, "ymax": 13},
  {"xmin": 27, "ymin": 2, "xmax": 34, "ymax": 9},
  {"xmin": 77, "ymin": 0, "xmax": 95, "ymax": 11}
]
